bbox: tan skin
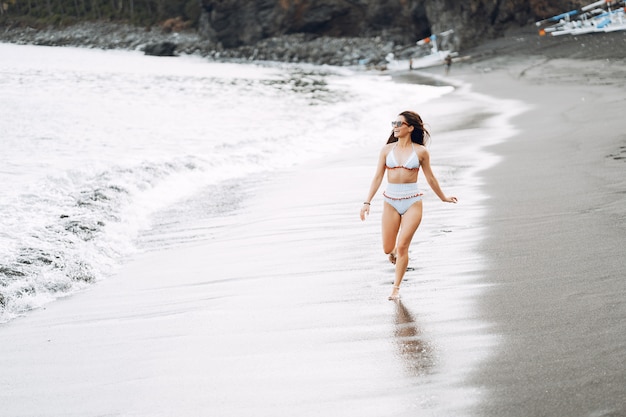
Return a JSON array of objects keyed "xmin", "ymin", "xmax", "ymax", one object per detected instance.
[{"xmin": 360, "ymin": 115, "xmax": 457, "ymax": 300}]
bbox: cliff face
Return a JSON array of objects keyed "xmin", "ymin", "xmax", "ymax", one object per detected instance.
[
  {"xmin": 199, "ymin": 0, "xmax": 593, "ymax": 50},
  {"xmin": 198, "ymin": 0, "xmax": 428, "ymax": 48}
]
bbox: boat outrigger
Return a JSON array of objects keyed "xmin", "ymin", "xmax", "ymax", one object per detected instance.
[
  {"xmin": 411, "ymin": 29, "xmax": 458, "ymax": 69},
  {"xmin": 384, "ymin": 29, "xmax": 458, "ymax": 71},
  {"xmin": 536, "ymin": 0, "xmax": 626, "ymax": 36}
]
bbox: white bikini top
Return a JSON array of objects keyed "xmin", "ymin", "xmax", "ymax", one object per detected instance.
[{"xmin": 385, "ymin": 143, "xmax": 420, "ymax": 171}]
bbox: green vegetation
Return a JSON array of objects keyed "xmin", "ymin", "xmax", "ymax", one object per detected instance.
[{"xmin": 0, "ymin": 0, "xmax": 202, "ymax": 28}]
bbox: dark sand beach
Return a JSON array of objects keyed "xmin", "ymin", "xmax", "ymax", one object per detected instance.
[
  {"xmin": 1, "ymin": 29, "xmax": 626, "ymax": 416},
  {"xmin": 423, "ymin": 30, "xmax": 626, "ymax": 416}
]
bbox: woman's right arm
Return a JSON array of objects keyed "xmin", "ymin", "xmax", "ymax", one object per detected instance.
[{"xmin": 360, "ymin": 147, "xmax": 387, "ymax": 221}]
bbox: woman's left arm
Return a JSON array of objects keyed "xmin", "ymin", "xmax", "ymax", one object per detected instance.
[{"xmin": 420, "ymin": 148, "xmax": 458, "ymax": 203}]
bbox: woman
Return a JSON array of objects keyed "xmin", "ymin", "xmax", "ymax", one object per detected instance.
[{"xmin": 360, "ymin": 111, "xmax": 457, "ymax": 300}]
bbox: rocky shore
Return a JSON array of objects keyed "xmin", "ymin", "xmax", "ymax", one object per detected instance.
[
  {"xmin": 1, "ymin": 20, "xmax": 625, "ymax": 67},
  {"xmin": 0, "ymin": 22, "xmax": 208, "ymax": 54},
  {"xmin": 0, "ymin": 21, "xmax": 426, "ymax": 67}
]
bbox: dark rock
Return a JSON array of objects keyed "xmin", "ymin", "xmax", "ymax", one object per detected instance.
[
  {"xmin": 199, "ymin": 0, "xmax": 429, "ymax": 48},
  {"xmin": 143, "ymin": 41, "xmax": 177, "ymax": 56},
  {"xmin": 198, "ymin": 0, "xmax": 606, "ymax": 51}
]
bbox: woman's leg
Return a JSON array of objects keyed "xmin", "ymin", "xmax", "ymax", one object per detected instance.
[
  {"xmin": 381, "ymin": 202, "xmax": 401, "ymax": 262},
  {"xmin": 389, "ymin": 201, "xmax": 423, "ymax": 300}
]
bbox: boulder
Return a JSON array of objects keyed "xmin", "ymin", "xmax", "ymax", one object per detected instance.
[{"xmin": 143, "ymin": 41, "xmax": 177, "ymax": 56}]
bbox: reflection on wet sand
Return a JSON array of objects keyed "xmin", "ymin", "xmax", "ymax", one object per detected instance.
[{"xmin": 393, "ymin": 300, "xmax": 435, "ymax": 376}]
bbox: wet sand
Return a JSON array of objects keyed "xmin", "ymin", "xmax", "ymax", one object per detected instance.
[
  {"xmin": 2, "ymin": 31, "xmax": 626, "ymax": 416},
  {"xmin": 0, "ymin": 142, "xmax": 494, "ymax": 416},
  {"xmin": 420, "ymin": 36, "xmax": 626, "ymax": 416}
]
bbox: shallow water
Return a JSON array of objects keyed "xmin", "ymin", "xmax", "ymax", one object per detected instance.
[{"xmin": 0, "ymin": 43, "xmax": 454, "ymax": 321}]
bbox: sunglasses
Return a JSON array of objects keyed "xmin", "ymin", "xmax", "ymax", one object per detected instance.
[{"xmin": 391, "ymin": 121, "xmax": 409, "ymax": 128}]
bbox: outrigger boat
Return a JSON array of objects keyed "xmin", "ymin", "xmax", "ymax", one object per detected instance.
[
  {"xmin": 536, "ymin": 0, "xmax": 626, "ymax": 36},
  {"xmin": 386, "ymin": 29, "xmax": 458, "ymax": 70},
  {"xmin": 412, "ymin": 29, "xmax": 458, "ymax": 68}
]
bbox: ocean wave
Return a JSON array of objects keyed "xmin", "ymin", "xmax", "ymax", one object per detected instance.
[{"xmin": 0, "ymin": 157, "xmax": 202, "ymax": 322}]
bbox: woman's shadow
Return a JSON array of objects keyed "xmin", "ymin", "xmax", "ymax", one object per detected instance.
[{"xmin": 393, "ymin": 300, "xmax": 435, "ymax": 376}]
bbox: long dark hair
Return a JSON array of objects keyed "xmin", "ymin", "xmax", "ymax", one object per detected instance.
[{"xmin": 387, "ymin": 110, "xmax": 430, "ymax": 145}]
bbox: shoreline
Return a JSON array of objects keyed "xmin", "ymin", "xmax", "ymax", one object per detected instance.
[
  {"xmin": 386, "ymin": 45, "xmax": 626, "ymax": 414},
  {"xmin": 0, "ymin": 46, "xmax": 507, "ymax": 416},
  {"xmin": 430, "ymin": 53, "xmax": 626, "ymax": 415}
]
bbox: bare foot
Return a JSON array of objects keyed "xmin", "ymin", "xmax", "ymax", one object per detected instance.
[
  {"xmin": 388, "ymin": 250, "xmax": 397, "ymax": 265},
  {"xmin": 388, "ymin": 286, "xmax": 400, "ymax": 300}
]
